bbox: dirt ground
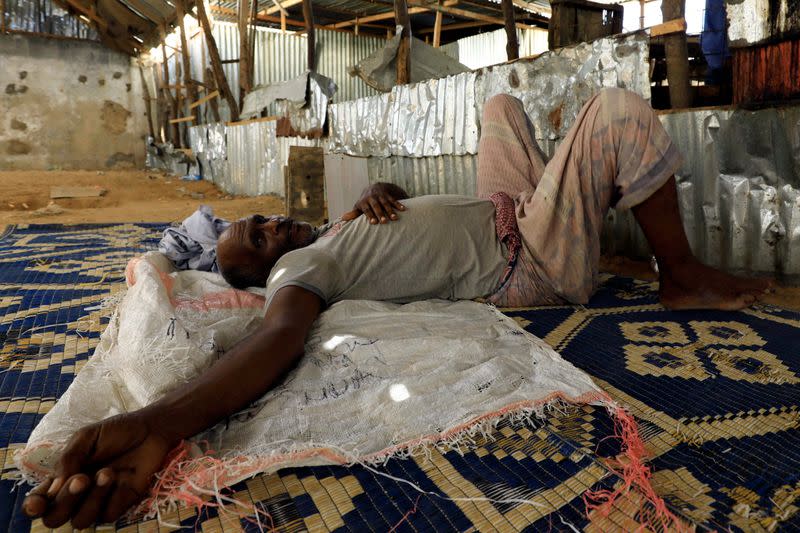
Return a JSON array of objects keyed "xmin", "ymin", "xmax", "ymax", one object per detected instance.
[
  {"xmin": 0, "ymin": 169, "xmax": 284, "ymax": 225},
  {"xmin": 2, "ymin": 170, "xmax": 798, "ymax": 310}
]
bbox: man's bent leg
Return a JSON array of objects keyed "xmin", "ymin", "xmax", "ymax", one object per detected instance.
[
  {"xmin": 477, "ymin": 94, "xmax": 548, "ymax": 198},
  {"xmin": 633, "ymin": 176, "xmax": 771, "ymax": 310}
]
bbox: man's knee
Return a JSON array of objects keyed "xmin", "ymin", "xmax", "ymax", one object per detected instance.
[{"xmin": 482, "ymin": 94, "xmax": 525, "ymax": 121}]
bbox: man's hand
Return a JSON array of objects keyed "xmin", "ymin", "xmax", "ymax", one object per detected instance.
[
  {"xmin": 342, "ymin": 182, "xmax": 409, "ymax": 224},
  {"xmin": 23, "ymin": 413, "xmax": 173, "ymax": 529}
]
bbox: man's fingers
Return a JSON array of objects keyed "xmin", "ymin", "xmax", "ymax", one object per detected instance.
[
  {"xmin": 71, "ymin": 469, "xmax": 115, "ymax": 529},
  {"xmin": 367, "ymin": 197, "xmax": 389, "ymax": 224},
  {"xmin": 22, "ymin": 478, "xmax": 53, "ymax": 518},
  {"xmin": 378, "ymin": 196, "xmax": 399, "ymax": 220},
  {"xmin": 393, "ymin": 198, "xmax": 406, "ymax": 210},
  {"xmin": 55, "ymin": 425, "xmax": 99, "ymax": 486},
  {"xmin": 102, "ymin": 483, "xmax": 144, "ymax": 524},
  {"xmin": 41, "ymin": 473, "xmax": 91, "ymax": 528}
]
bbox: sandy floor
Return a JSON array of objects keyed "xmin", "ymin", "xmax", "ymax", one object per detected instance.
[
  {"xmin": 0, "ymin": 169, "xmax": 284, "ymax": 225},
  {"xmin": 2, "ymin": 170, "xmax": 798, "ymax": 310}
]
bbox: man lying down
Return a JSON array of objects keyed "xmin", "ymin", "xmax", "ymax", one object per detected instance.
[{"xmin": 23, "ymin": 89, "xmax": 771, "ymax": 528}]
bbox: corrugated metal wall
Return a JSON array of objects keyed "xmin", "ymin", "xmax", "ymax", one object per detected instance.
[
  {"xmin": 208, "ymin": 22, "xmax": 383, "ymax": 106},
  {"xmin": 733, "ymin": 37, "xmax": 800, "ymax": 105},
  {"xmin": 441, "ymin": 27, "xmax": 549, "ymax": 70},
  {"xmin": 2, "ymin": 0, "xmax": 97, "ymax": 39}
]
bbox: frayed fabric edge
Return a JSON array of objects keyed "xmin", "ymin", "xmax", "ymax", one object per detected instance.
[{"xmin": 67, "ymin": 391, "xmax": 689, "ymax": 532}]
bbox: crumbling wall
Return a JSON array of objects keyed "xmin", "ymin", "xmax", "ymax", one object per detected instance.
[{"xmin": 0, "ymin": 34, "xmax": 147, "ymax": 170}]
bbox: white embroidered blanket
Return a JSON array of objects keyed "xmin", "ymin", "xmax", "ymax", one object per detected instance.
[{"xmin": 17, "ymin": 252, "xmax": 601, "ymax": 513}]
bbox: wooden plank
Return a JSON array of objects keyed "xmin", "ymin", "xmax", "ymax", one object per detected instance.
[
  {"xmin": 407, "ymin": 0, "xmax": 535, "ymax": 30},
  {"xmin": 226, "ymin": 115, "xmax": 279, "ymax": 127},
  {"xmin": 650, "ymin": 17, "xmax": 687, "ymax": 37},
  {"xmin": 176, "ymin": 0, "xmax": 200, "ymax": 129},
  {"xmin": 169, "ymin": 116, "xmax": 196, "ymax": 124},
  {"xmin": 189, "ymin": 90, "xmax": 220, "ymax": 110},
  {"xmin": 50, "ymin": 187, "xmax": 106, "ymax": 199},
  {"xmin": 160, "ymin": 25, "xmax": 181, "ymax": 146},
  {"xmin": 265, "ymin": 0, "xmax": 302, "ymax": 16},
  {"xmin": 332, "ymin": 6, "xmax": 427, "ymax": 28},
  {"xmin": 137, "ymin": 59, "xmax": 156, "ymax": 139},
  {"xmin": 395, "ymin": 0, "xmax": 411, "ymax": 85},
  {"xmin": 501, "ymin": 0, "xmax": 518, "ymax": 60},
  {"xmin": 196, "ymin": 0, "xmax": 240, "ymax": 122},
  {"xmin": 432, "ymin": 0, "xmax": 443, "ymax": 47},
  {"xmin": 303, "ymin": 0, "xmax": 315, "ymax": 71}
]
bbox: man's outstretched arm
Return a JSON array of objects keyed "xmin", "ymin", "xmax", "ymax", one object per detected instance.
[{"xmin": 23, "ymin": 286, "xmax": 322, "ymax": 529}]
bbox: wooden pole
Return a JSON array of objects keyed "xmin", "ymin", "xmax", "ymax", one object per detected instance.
[
  {"xmin": 176, "ymin": 0, "xmax": 200, "ymax": 131},
  {"xmin": 238, "ymin": 0, "xmax": 254, "ymax": 104},
  {"xmin": 639, "ymin": 0, "xmax": 645, "ymax": 29},
  {"xmin": 204, "ymin": 67, "xmax": 222, "ymax": 122},
  {"xmin": 394, "ymin": 0, "xmax": 411, "ymax": 85},
  {"xmin": 281, "ymin": 11, "xmax": 286, "ymax": 33},
  {"xmin": 153, "ymin": 64, "xmax": 168, "ymax": 142},
  {"xmin": 160, "ymin": 27, "xmax": 181, "ymax": 146},
  {"xmin": 302, "ymin": 0, "xmax": 315, "ymax": 71},
  {"xmin": 196, "ymin": 0, "xmax": 240, "ymax": 121},
  {"xmin": 661, "ymin": 0, "xmax": 691, "ymax": 108},
  {"xmin": 501, "ymin": 0, "xmax": 518, "ymax": 60},
  {"xmin": 137, "ymin": 59, "xmax": 156, "ymax": 140},
  {"xmin": 1, "ymin": 0, "xmax": 6, "ymax": 34},
  {"xmin": 432, "ymin": 0, "xmax": 442, "ymax": 48}
]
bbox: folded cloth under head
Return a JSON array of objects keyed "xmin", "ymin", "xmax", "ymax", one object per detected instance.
[{"xmin": 158, "ymin": 205, "xmax": 230, "ymax": 272}]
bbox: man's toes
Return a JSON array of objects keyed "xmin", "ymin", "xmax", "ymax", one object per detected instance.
[{"xmin": 41, "ymin": 473, "xmax": 91, "ymax": 528}]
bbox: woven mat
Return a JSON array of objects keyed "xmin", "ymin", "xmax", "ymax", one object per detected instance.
[{"xmin": 1, "ymin": 223, "xmax": 798, "ymax": 532}]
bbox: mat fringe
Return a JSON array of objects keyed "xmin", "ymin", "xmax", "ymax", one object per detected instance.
[{"xmin": 130, "ymin": 392, "xmax": 689, "ymax": 532}]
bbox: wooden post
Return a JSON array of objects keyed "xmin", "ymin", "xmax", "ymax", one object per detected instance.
[
  {"xmin": 176, "ymin": 0, "xmax": 200, "ymax": 128},
  {"xmin": 281, "ymin": 11, "xmax": 286, "ymax": 33},
  {"xmin": 639, "ymin": 0, "xmax": 645, "ymax": 29},
  {"xmin": 196, "ymin": 0, "xmax": 240, "ymax": 121},
  {"xmin": 153, "ymin": 64, "xmax": 168, "ymax": 143},
  {"xmin": 238, "ymin": 0, "xmax": 254, "ymax": 104},
  {"xmin": 204, "ymin": 67, "xmax": 222, "ymax": 122},
  {"xmin": 433, "ymin": 0, "xmax": 442, "ymax": 48},
  {"xmin": 137, "ymin": 59, "xmax": 156, "ymax": 140},
  {"xmin": 1, "ymin": 0, "xmax": 6, "ymax": 34},
  {"xmin": 394, "ymin": 0, "xmax": 411, "ymax": 85},
  {"xmin": 501, "ymin": 0, "xmax": 518, "ymax": 61},
  {"xmin": 661, "ymin": 0, "xmax": 691, "ymax": 108},
  {"xmin": 302, "ymin": 0, "xmax": 315, "ymax": 71},
  {"xmin": 160, "ymin": 27, "xmax": 181, "ymax": 146}
]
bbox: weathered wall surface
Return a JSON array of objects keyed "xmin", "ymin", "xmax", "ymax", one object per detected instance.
[{"xmin": 0, "ymin": 34, "xmax": 147, "ymax": 170}]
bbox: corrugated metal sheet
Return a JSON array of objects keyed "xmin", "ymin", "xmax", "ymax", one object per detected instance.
[
  {"xmin": 733, "ymin": 38, "xmax": 800, "ymax": 105},
  {"xmin": 3, "ymin": 0, "xmax": 97, "ymax": 39},
  {"xmin": 367, "ymin": 155, "xmax": 477, "ymax": 197},
  {"xmin": 389, "ymin": 72, "xmax": 479, "ymax": 157},
  {"xmin": 209, "ymin": 22, "xmax": 382, "ymax": 107},
  {"xmin": 603, "ymin": 106, "xmax": 800, "ymax": 277},
  {"xmin": 726, "ymin": 0, "xmax": 800, "ymax": 47},
  {"xmin": 328, "ymin": 94, "xmax": 392, "ymax": 157},
  {"xmin": 441, "ymin": 28, "xmax": 550, "ymax": 70}
]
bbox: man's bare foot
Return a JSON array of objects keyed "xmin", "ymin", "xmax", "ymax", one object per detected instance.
[{"xmin": 658, "ymin": 259, "xmax": 773, "ymax": 311}]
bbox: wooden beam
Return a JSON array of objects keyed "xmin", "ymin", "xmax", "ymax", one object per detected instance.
[
  {"xmin": 394, "ymin": 0, "xmax": 411, "ymax": 85},
  {"xmin": 331, "ymin": 7, "xmax": 428, "ymax": 29},
  {"xmin": 169, "ymin": 116, "xmax": 196, "ymax": 124},
  {"xmin": 196, "ymin": 0, "xmax": 240, "ymax": 122},
  {"xmin": 418, "ymin": 20, "xmax": 497, "ymax": 34},
  {"xmin": 239, "ymin": 0, "xmax": 255, "ymax": 102},
  {"xmin": 227, "ymin": 115, "xmax": 279, "ymax": 127},
  {"xmin": 160, "ymin": 26, "xmax": 181, "ymax": 146},
  {"xmin": 302, "ymin": 0, "xmax": 315, "ymax": 71},
  {"xmin": 176, "ymin": 0, "xmax": 200, "ymax": 130},
  {"xmin": 650, "ymin": 17, "xmax": 687, "ymax": 37},
  {"xmin": 501, "ymin": 0, "xmax": 518, "ymax": 60},
  {"xmin": 432, "ymin": 0, "xmax": 443, "ymax": 47},
  {"xmin": 212, "ymin": 5, "xmax": 306, "ymax": 29},
  {"xmin": 265, "ymin": 0, "xmax": 303, "ymax": 16},
  {"xmin": 137, "ymin": 59, "xmax": 156, "ymax": 139},
  {"xmin": 660, "ymin": 0, "xmax": 691, "ymax": 108},
  {"xmin": 204, "ymin": 67, "xmax": 222, "ymax": 123},
  {"xmin": 189, "ymin": 90, "xmax": 220, "ymax": 110},
  {"xmin": 407, "ymin": 0, "xmax": 536, "ymax": 30},
  {"xmin": 1, "ymin": 0, "xmax": 6, "ymax": 34}
]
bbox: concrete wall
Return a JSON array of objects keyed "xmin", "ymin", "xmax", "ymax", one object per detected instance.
[{"xmin": 0, "ymin": 34, "xmax": 147, "ymax": 170}]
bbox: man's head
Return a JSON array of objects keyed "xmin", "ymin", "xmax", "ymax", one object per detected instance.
[{"xmin": 217, "ymin": 214, "xmax": 315, "ymax": 289}]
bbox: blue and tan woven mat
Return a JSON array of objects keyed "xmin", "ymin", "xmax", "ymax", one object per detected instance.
[{"xmin": 1, "ymin": 223, "xmax": 798, "ymax": 532}]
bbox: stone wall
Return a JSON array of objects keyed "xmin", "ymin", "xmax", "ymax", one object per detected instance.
[{"xmin": 0, "ymin": 34, "xmax": 147, "ymax": 170}]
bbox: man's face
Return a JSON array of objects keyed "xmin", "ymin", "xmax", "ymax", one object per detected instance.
[{"xmin": 217, "ymin": 214, "xmax": 315, "ymax": 278}]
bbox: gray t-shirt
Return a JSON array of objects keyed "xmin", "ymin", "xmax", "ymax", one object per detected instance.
[{"xmin": 265, "ymin": 195, "xmax": 508, "ymax": 306}]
